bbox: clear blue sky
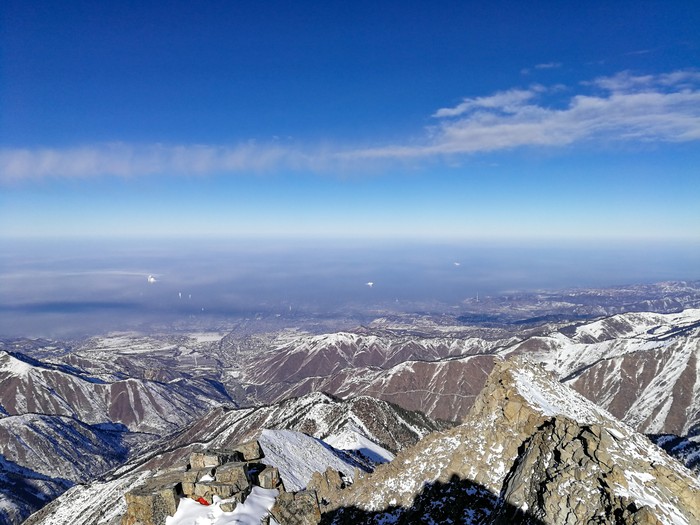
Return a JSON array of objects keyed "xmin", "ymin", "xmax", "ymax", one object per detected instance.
[{"xmin": 1, "ymin": 0, "xmax": 699, "ymax": 240}]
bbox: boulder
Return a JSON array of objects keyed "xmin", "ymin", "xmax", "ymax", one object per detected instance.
[
  {"xmin": 121, "ymin": 471, "xmax": 182, "ymax": 525},
  {"xmin": 189, "ymin": 449, "xmax": 242, "ymax": 469},
  {"xmin": 212, "ymin": 461, "xmax": 250, "ymax": 492},
  {"xmin": 256, "ymin": 465, "xmax": 281, "ymax": 490}
]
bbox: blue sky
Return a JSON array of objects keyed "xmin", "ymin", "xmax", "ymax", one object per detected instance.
[{"xmin": 1, "ymin": 0, "xmax": 699, "ymax": 240}]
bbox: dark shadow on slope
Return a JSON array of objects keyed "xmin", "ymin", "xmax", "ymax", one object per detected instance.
[
  {"xmin": 320, "ymin": 474, "xmax": 545, "ymax": 525},
  {"xmin": 0, "ymin": 456, "xmax": 73, "ymax": 525},
  {"xmin": 648, "ymin": 429, "xmax": 700, "ymax": 474}
]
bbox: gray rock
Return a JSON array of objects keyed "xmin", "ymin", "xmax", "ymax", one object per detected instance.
[
  {"xmin": 213, "ymin": 461, "xmax": 250, "ymax": 491},
  {"xmin": 256, "ymin": 465, "xmax": 281, "ymax": 489},
  {"xmin": 270, "ymin": 490, "xmax": 321, "ymax": 525},
  {"xmin": 232, "ymin": 440, "xmax": 264, "ymax": 461},
  {"xmin": 189, "ymin": 449, "xmax": 242, "ymax": 469},
  {"xmin": 121, "ymin": 471, "xmax": 182, "ymax": 525}
]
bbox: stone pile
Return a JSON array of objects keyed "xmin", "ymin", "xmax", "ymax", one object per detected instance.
[
  {"xmin": 121, "ymin": 440, "xmax": 282, "ymax": 525},
  {"xmin": 121, "ymin": 439, "xmax": 333, "ymax": 525}
]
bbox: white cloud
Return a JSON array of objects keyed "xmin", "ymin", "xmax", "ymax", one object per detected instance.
[
  {"xmin": 349, "ymin": 70, "xmax": 700, "ymax": 159},
  {"xmin": 0, "ymin": 142, "xmax": 322, "ymax": 182},
  {"xmin": 2, "ymin": 70, "xmax": 700, "ymax": 181},
  {"xmin": 433, "ymin": 88, "xmax": 538, "ymax": 118},
  {"xmin": 535, "ymin": 62, "xmax": 562, "ymax": 69}
]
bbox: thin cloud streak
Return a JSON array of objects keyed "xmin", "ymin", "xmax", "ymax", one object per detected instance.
[
  {"xmin": 2, "ymin": 70, "xmax": 700, "ymax": 181},
  {"xmin": 0, "ymin": 143, "xmax": 324, "ymax": 182}
]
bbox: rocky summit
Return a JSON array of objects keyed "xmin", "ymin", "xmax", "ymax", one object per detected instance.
[{"xmin": 319, "ymin": 356, "xmax": 700, "ymax": 524}]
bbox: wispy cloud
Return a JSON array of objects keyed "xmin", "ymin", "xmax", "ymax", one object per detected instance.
[
  {"xmin": 0, "ymin": 142, "xmax": 330, "ymax": 182},
  {"xmin": 2, "ymin": 70, "xmax": 700, "ymax": 181},
  {"xmin": 521, "ymin": 62, "xmax": 562, "ymax": 75},
  {"xmin": 535, "ymin": 62, "xmax": 562, "ymax": 69},
  {"xmin": 349, "ymin": 69, "xmax": 700, "ymax": 159}
]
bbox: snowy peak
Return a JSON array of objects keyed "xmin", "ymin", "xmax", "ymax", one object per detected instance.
[
  {"xmin": 507, "ymin": 308, "xmax": 700, "ymax": 435},
  {"xmin": 572, "ymin": 308, "xmax": 700, "ymax": 343}
]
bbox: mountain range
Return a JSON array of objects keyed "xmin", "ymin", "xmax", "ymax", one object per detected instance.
[{"xmin": 1, "ymin": 280, "xmax": 699, "ymax": 523}]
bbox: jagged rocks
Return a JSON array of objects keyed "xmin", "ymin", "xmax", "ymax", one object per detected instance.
[
  {"xmin": 256, "ymin": 465, "xmax": 282, "ymax": 489},
  {"xmin": 271, "ymin": 491, "xmax": 322, "ymax": 525},
  {"xmin": 212, "ymin": 462, "xmax": 251, "ymax": 492},
  {"xmin": 121, "ymin": 442, "xmax": 329, "ymax": 525},
  {"xmin": 318, "ymin": 356, "xmax": 700, "ymax": 525},
  {"xmin": 492, "ymin": 417, "xmax": 655, "ymax": 524},
  {"xmin": 308, "ymin": 467, "xmax": 347, "ymax": 512}
]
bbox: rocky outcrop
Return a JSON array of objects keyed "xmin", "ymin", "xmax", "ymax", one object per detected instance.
[
  {"xmin": 121, "ymin": 442, "xmax": 278, "ymax": 525},
  {"xmin": 318, "ymin": 356, "xmax": 700, "ymax": 524},
  {"xmin": 120, "ymin": 438, "xmax": 364, "ymax": 525},
  {"xmin": 492, "ymin": 417, "xmax": 686, "ymax": 524}
]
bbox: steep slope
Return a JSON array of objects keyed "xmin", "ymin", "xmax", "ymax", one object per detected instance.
[
  {"xmin": 124, "ymin": 391, "xmax": 442, "ymax": 475},
  {"xmin": 0, "ymin": 414, "xmax": 131, "ymax": 525},
  {"xmin": 245, "ymin": 340, "xmax": 498, "ymax": 422},
  {"xmin": 322, "ymin": 356, "xmax": 700, "ymax": 524},
  {"xmin": 0, "ymin": 349, "xmax": 234, "ymax": 434},
  {"xmin": 243, "ymin": 331, "xmax": 501, "ymax": 386},
  {"xmin": 0, "ymin": 349, "xmax": 235, "ymax": 524},
  {"xmin": 508, "ymin": 309, "xmax": 700, "ymax": 435}
]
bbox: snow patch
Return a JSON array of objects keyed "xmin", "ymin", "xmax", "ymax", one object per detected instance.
[
  {"xmin": 325, "ymin": 426, "xmax": 395, "ymax": 464},
  {"xmin": 258, "ymin": 429, "xmax": 359, "ymax": 492},
  {"xmin": 165, "ymin": 487, "xmax": 277, "ymax": 525}
]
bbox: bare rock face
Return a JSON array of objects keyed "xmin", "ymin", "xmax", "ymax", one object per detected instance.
[
  {"xmin": 121, "ymin": 470, "xmax": 181, "ymax": 525},
  {"xmin": 320, "ymin": 356, "xmax": 700, "ymax": 525},
  {"xmin": 492, "ymin": 417, "xmax": 678, "ymax": 525},
  {"xmin": 270, "ymin": 490, "xmax": 322, "ymax": 525}
]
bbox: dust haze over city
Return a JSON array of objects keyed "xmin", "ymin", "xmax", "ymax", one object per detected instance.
[
  {"xmin": 1, "ymin": 238, "xmax": 700, "ymax": 337},
  {"xmin": 2, "ymin": 2, "xmax": 700, "ymax": 525}
]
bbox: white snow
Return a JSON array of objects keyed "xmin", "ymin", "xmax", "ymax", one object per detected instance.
[
  {"xmin": 0, "ymin": 351, "xmax": 34, "ymax": 376},
  {"xmin": 165, "ymin": 487, "xmax": 277, "ymax": 525},
  {"xmin": 325, "ymin": 426, "xmax": 395, "ymax": 464},
  {"xmin": 258, "ymin": 429, "xmax": 359, "ymax": 492}
]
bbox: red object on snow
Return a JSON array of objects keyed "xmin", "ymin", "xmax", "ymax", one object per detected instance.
[{"xmin": 195, "ymin": 497, "xmax": 210, "ymax": 506}]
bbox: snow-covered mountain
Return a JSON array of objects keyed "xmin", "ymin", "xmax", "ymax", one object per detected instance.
[
  {"xmin": 0, "ymin": 349, "xmax": 234, "ymax": 434},
  {"xmin": 240, "ymin": 330, "xmax": 508, "ymax": 421},
  {"xmin": 24, "ymin": 356, "xmax": 700, "ymax": 525},
  {"xmin": 5, "ymin": 304, "xmax": 700, "ymax": 524},
  {"xmin": 0, "ymin": 348, "xmax": 234, "ymax": 525},
  {"xmin": 0, "ymin": 414, "xmax": 133, "ymax": 524},
  {"xmin": 116, "ymin": 390, "xmax": 441, "ymax": 476},
  {"xmin": 241, "ymin": 309, "xmax": 700, "ymax": 434},
  {"xmin": 507, "ymin": 309, "xmax": 700, "ymax": 435},
  {"xmin": 321, "ymin": 356, "xmax": 700, "ymax": 524}
]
